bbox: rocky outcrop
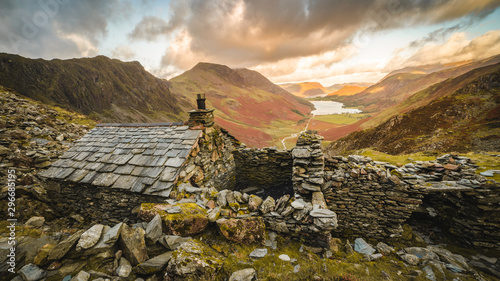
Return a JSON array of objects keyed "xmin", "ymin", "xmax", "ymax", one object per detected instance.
[
  {"xmin": 216, "ymin": 217, "xmax": 266, "ymax": 244},
  {"xmin": 165, "ymin": 239, "xmax": 223, "ymax": 281},
  {"xmin": 139, "ymin": 202, "xmax": 209, "ymax": 236}
]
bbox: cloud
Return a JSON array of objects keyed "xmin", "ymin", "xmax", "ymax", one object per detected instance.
[
  {"xmin": 409, "ymin": 19, "xmax": 475, "ymax": 48},
  {"xmin": 111, "ymin": 45, "xmax": 136, "ymax": 61},
  {"xmin": 407, "ymin": 30, "xmax": 500, "ymax": 65},
  {"xmin": 129, "ymin": 0, "xmax": 500, "ymax": 71},
  {"xmin": 386, "ymin": 30, "xmax": 500, "ymax": 70},
  {"xmin": 0, "ymin": 0, "xmax": 130, "ymax": 59}
]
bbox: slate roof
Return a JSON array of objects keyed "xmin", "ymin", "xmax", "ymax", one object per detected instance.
[{"xmin": 39, "ymin": 123, "xmax": 202, "ymax": 197}]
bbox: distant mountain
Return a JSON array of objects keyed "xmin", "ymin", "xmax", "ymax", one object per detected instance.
[
  {"xmin": 326, "ymin": 62, "xmax": 500, "ymax": 155},
  {"xmin": 169, "ymin": 62, "xmax": 313, "ymax": 147},
  {"xmin": 0, "ymin": 53, "xmax": 191, "ymax": 122},
  {"xmin": 280, "ymin": 82, "xmax": 328, "ymax": 98},
  {"xmin": 336, "ymin": 55, "xmax": 500, "ymax": 113},
  {"xmin": 325, "ymin": 82, "xmax": 372, "ymax": 93},
  {"xmin": 327, "ymin": 85, "xmax": 368, "ymax": 97}
]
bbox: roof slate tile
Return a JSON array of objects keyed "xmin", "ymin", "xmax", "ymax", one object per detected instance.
[
  {"xmin": 67, "ymin": 169, "xmax": 90, "ymax": 182},
  {"xmin": 166, "ymin": 157, "xmax": 185, "ymax": 168},
  {"xmin": 92, "ymin": 173, "xmax": 120, "ymax": 187},
  {"xmin": 114, "ymin": 165, "xmax": 135, "ymax": 175},
  {"xmin": 112, "ymin": 175, "xmax": 138, "ymax": 190},
  {"xmin": 43, "ymin": 125, "xmax": 202, "ymax": 196}
]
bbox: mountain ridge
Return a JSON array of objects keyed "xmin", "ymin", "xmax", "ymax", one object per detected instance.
[
  {"xmin": 326, "ymin": 63, "xmax": 500, "ymax": 155},
  {"xmin": 170, "ymin": 62, "xmax": 314, "ymax": 147},
  {"xmin": 336, "ymin": 54, "xmax": 500, "ymax": 113},
  {"xmin": 0, "ymin": 53, "xmax": 191, "ymax": 123}
]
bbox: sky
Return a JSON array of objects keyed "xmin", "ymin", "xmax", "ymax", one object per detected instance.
[{"xmin": 1, "ymin": 0, "xmax": 500, "ymax": 86}]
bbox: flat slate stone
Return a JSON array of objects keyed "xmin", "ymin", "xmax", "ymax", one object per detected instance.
[
  {"xmin": 67, "ymin": 169, "xmax": 90, "ymax": 182},
  {"xmin": 354, "ymin": 238, "xmax": 375, "ymax": 255},
  {"xmin": 146, "ymin": 181, "xmax": 173, "ymax": 195},
  {"xmin": 92, "ymin": 173, "xmax": 120, "ymax": 187},
  {"xmin": 166, "ymin": 157, "xmax": 185, "ymax": 168},
  {"xmin": 115, "ymin": 165, "xmax": 135, "ymax": 175},
  {"xmin": 309, "ymin": 209, "xmax": 336, "ymax": 218},
  {"xmin": 249, "ymin": 248, "xmax": 268, "ymax": 258},
  {"xmin": 135, "ymin": 251, "xmax": 173, "ymax": 274},
  {"xmin": 112, "ymin": 175, "xmax": 139, "ymax": 190},
  {"xmin": 183, "ymin": 130, "xmax": 201, "ymax": 140},
  {"xmin": 49, "ymin": 229, "xmax": 86, "ymax": 260}
]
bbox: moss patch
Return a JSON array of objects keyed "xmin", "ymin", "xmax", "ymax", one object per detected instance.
[{"xmin": 139, "ymin": 203, "xmax": 209, "ymax": 236}]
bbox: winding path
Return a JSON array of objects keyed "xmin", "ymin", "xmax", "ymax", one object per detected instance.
[{"xmin": 281, "ymin": 114, "xmax": 315, "ymax": 149}]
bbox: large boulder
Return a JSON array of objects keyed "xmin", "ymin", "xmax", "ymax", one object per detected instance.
[
  {"xmin": 165, "ymin": 240, "xmax": 223, "ymax": 281},
  {"xmin": 139, "ymin": 203, "xmax": 209, "ymax": 236},
  {"xmin": 118, "ymin": 223, "xmax": 149, "ymax": 266},
  {"xmin": 216, "ymin": 217, "xmax": 265, "ymax": 244}
]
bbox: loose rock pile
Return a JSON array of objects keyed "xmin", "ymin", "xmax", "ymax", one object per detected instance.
[
  {"xmin": 0, "ymin": 91, "xmax": 91, "ymax": 187},
  {"xmin": 139, "ymin": 185, "xmax": 337, "ymax": 251}
]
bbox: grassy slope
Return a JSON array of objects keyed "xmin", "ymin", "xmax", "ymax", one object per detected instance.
[
  {"xmin": 0, "ymin": 53, "xmax": 191, "ymax": 123},
  {"xmin": 326, "ymin": 63, "xmax": 500, "ymax": 155},
  {"xmin": 169, "ymin": 63, "xmax": 314, "ymax": 147}
]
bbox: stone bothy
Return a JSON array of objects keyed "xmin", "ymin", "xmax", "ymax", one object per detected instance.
[
  {"xmin": 38, "ymin": 100, "xmax": 500, "ymax": 250},
  {"xmin": 39, "ymin": 99, "xmax": 238, "ymax": 224}
]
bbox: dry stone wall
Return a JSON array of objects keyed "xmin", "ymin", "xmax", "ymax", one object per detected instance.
[
  {"xmin": 234, "ymin": 147, "xmax": 292, "ymax": 190},
  {"xmin": 175, "ymin": 126, "xmax": 238, "ymax": 191},
  {"xmin": 419, "ymin": 181, "xmax": 500, "ymax": 250},
  {"xmin": 44, "ymin": 180, "xmax": 164, "ymax": 226},
  {"xmin": 323, "ymin": 153, "xmax": 500, "ymax": 250}
]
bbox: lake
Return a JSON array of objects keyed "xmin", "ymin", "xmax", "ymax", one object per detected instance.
[{"xmin": 310, "ymin": 101, "xmax": 361, "ymax": 115}]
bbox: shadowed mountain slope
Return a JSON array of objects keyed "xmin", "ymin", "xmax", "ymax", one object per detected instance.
[{"xmin": 0, "ymin": 53, "xmax": 191, "ymax": 123}]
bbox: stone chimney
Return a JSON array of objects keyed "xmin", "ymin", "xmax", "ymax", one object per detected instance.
[{"xmin": 188, "ymin": 93, "xmax": 215, "ymax": 128}]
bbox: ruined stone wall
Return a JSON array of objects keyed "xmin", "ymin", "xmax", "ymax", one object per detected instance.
[
  {"xmin": 234, "ymin": 147, "xmax": 292, "ymax": 190},
  {"xmin": 177, "ymin": 126, "xmax": 238, "ymax": 191},
  {"xmin": 323, "ymin": 155, "xmax": 424, "ymax": 239},
  {"xmin": 44, "ymin": 180, "xmax": 164, "ymax": 226},
  {"xmin": 423, "ymin": 186, "xmax": 500, "ymax": 250},
  {"xmin": 322, "ymin": 154, "xmax": 500, "ymax": 250}
]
